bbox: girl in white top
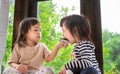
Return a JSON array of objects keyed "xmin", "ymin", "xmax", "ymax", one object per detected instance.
[{"xmin": 3, "ymin": 18, "xmax": 67, "ymax": 74}]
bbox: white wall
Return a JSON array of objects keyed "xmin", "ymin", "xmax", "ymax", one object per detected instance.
[
  {"xmin": 101, "ymin": 0, "xmax": 120, "ymax": 33},
  {"xmin": 0, "ymin": 0, "xmax": 1, "ymax": 10},
  {"xmin": 0, "ymin": 0, "xmax": 9, "ymax": 73}
]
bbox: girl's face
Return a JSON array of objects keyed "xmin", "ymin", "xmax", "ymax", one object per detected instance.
[
  {"xmin": 26, "ymin": 23, "xmax": 41, "ymax": 46},
  {"xmin": 61, "ymin": 23, "xmax": 76, "ymax": 44}
]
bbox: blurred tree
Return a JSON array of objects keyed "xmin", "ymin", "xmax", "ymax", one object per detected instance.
[
  {"xmin": 103, "ymin": 29, "xmax": 120, "ymax": 73},
  {"xmin": 37, "ymin": 1, "xmax": 73, "ymax": 73}
]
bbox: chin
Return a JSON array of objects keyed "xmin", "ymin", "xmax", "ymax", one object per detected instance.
[
  {"xmin": 36, "ymin": 41, "xmax": 39, "ymax": 43},
  {"xmin": 34, "ymin": 41, "xmax": 39, "ymax": 44},
  {"xmin": 71, "ymin": 42, "xmax": 75, "ymax": 44}
]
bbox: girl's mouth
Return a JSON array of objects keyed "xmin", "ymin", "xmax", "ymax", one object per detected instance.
[{"xmin": 37, "ymin": 36, "xmax": 40, "ymax": 38}]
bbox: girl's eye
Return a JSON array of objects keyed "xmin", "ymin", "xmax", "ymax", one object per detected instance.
[{"xmin": 34, "ymin": 30, "xmax": 37, "ymax": 31}]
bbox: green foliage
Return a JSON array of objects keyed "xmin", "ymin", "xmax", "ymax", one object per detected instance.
[
  {"xmin": 37, "ymin": 1, "xmax": 66, "ymax": 48},
  {"xmin": 104, "ymin": 37, "xmax": 120, "ymax": 71},
  {"xmin": 105, "ymin": 37, "xmax": 120, "ymax": 61},
  {"xmin": 37, "ymin": 1, "xmax": 73, "ymax": 73},
  {"xmin": 103, "ymin": 29, "xmax": 120, "ymax": 73},
  {"xmin": 102, "ymin": 29, "xmax": 119, "ymax": 43}
]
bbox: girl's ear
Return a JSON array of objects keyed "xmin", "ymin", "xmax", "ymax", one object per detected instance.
[
  {"xmin": 72, "ymin": 27, "xmax": 78, "ymax": 37},
  {"xmin": 73, "ymin": 27, "xmax": 80, "ymax": 41}
]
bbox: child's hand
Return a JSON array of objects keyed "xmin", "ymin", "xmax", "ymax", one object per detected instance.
[
  {"xmin": 58, "ymin": 67, "xmax": 66, "ymax": 74},
  {"xmin": 57, "ymin": 38, "xmax": 69, "ymax": 48},
  {"xmin": 16, "ymin": 64, "xmax": 28, "ymax": 74},
  {"xmin": 57, "ymin": 41, "xmax": 68, "ymax": 49}
]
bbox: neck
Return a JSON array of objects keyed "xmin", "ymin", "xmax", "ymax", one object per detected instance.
[{"xmin": 26, "ymin": 41, "xmax": 37, "ymax": 47}]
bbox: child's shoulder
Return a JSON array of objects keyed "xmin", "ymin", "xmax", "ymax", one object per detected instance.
[
  {"xmin": 77, "ymin": 40, "xmax": 94, "ymax": 47},
  {"xmin": 12, "ymin": 44, "xmax": 21, "ymax": 52},
  {"xmin": 80, "ymin": 40, "xmax": 93, "ymax": 44},
  {"xmin": 13, "ymin": 43, "xmax": 19, "ymax": 49}
]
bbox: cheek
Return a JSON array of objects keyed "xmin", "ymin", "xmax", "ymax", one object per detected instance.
[
  {"xmin": 69, "ymin": 35, "xmax": 74, "ymax": 40},
  {"xmin": 67, "ymin": 34, "xmax": 75, "ymax": 43}
]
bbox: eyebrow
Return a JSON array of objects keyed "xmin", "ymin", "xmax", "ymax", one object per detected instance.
[
  {"xmin": 32, "ymin": 27, "xmax": 41, "ymax": 30},
  {"xmin": 33, "ymin": 26, "xmax": 41, "ymax": 28}
]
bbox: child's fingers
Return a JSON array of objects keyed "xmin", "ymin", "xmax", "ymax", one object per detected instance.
[
  {"xmin": 61, "ymin": 41, "xmax": 68, "ymax": 48},
  {"xmin": 23, "ymin": 65, "xmax": 28, "ymax": 70},
  {"xmin": 58, "ymin": 72, "xmax": 61, "ymax": 74},
  {"xmin": 63, "ymin": 43, "xmax": 68, "ymax": 48},
  {"xmin": 18, "ymin": 64, "xmax": 27, "ymax": 73},
  {"xmin": 59, "ymin": 41, "xmax": 65, "ymax": 47},
  {"xmin": 58, "ymin": 71, "xmax": 63, "ymax": 74},
  {"xmin": 57, "ymin": 41, "xmax": 68, "ymax": 49}
]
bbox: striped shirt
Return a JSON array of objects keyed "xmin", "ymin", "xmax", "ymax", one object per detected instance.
[{"xmin": 65, "ymin": 40, "xmax": 101, "ymax": 74}]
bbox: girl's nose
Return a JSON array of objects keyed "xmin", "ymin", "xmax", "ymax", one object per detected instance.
[{"xmin": 37, "ymin": 31, "xmax": 40, "ymax": 35}]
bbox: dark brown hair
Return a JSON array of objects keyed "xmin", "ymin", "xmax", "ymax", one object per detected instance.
[
  {"xmin": 60, "ymin": 14, "xmax": 92, "ymax": 42},
  {"xmin": 15, "ymin": 18, "xmax": 40, "ymax": 47}
]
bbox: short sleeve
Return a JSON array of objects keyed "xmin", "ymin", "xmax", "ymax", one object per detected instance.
[
  {"xmin": 8, "ymin": 44, "xmax": 20, "ymax": 64},
  {"xmin": 42, "ymin": 44, "xmax": 51, "ymax": 59}
]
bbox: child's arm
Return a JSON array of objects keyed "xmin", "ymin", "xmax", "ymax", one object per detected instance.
[
  {"xmin": 9, "ymin": 63, "xmax": 19, "ymax": 69},
  {"xmin": 59, "ymin": 66, "xmax": 66, "ymax": 74},
  {"xmin": 45, "ymin": 41, "xmax": 68, "ymax": 62},
  {"xmin": 10, "ymin": 63, "xmax": 27, "ymax": 74}
]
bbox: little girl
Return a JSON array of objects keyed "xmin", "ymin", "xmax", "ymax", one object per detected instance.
[
  {"xmin": 58, "ymin": 14, "xmax": 101, "ymax": 74},
  {"xmin": 3, "ymin": 18, "xmax": 67, "ymax": 74}
]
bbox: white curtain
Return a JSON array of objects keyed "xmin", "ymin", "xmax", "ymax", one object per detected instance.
[{"xmin": 0, "ymin": 0, "xmax": 9, "ymax": 73}]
